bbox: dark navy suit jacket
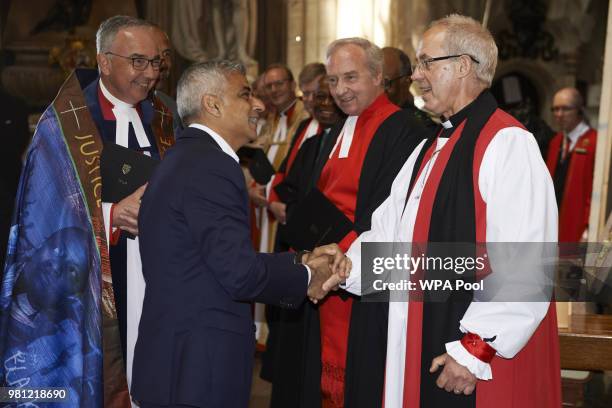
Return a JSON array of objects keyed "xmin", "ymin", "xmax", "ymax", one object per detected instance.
[{"xmin": 132, "ymin": 126, "xmax": 308, "ymax": 407}]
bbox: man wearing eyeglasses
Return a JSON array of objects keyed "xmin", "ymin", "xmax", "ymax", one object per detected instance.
[
  {"xmin": 336, "ymin": 14, "xmax": 560, "ymax": 408},
  {"xmin": 0, "ymin": 14, "xmax": 176, "ymax": 407},
  {"xmin": 250, "ymin": 64, "xmax": 308, "ymax": 253},
  {"xmin": 382, "ymin": 46, "xmax": 413, "ymax": 108},
  {"xmin": 546, "ymin": 87, "xmax": 597, "ymax": 242},
  {"xmin": 152, "ymin": 24, "xmax": 183, "ymax": 131},
  {"xmin": 94, "ymin": 16, "xmax": 177, "ymax": 407}
]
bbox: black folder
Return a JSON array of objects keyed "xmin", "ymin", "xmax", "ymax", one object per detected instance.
[
  {"xmin": 247, "ymin": 148, "xmax": 276, "ymax": 185},
  {"xmin": 284, "ymin": 188, "xmax": 354, "ymax": 251},
  {"xmin": 237, "ymin": 145, "xmax": 258, "ymax": 161},
  {"xmin": 273, "ymin": 181, "xmax": 298, "ymax": 204},
  {"xmin": 100, "ymin": 143, "xmax": 159, "ymax": 203}
]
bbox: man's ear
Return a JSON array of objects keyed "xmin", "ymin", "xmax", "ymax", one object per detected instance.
[
  {"xmin": 457, "ymin": 55, "xmax": 473, "ymax": 79},
  {"xmin": 202, "ymin": 94, "xmax": 222, "ymax": 118},
  {"xmin": 97, "ymin": 53, "xmax": 111, "ymax": 75},
  {"xmin": 373, "ymin": 70, "xmax": 384, "ymax": 87}
]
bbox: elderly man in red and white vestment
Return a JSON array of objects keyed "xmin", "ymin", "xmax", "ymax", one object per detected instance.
[
  {"xmin": 546, "ymin": 87, "xmax": 597, "ymax": 242},
  {"xmin": 298, "ymin": 38, "xmax": 426, "ymax": 408},
  {"xmin": 336, "ymin": 14, "xmax": 561, "ymax": 408}
]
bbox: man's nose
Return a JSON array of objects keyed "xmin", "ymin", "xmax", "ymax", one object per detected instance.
[
  {"xmin": 334, "ymin": 79, "xmax": 349, "ymax": 95},
  {"xmin": 252, "ymin": 96, "xmax": 265, "ymax": 113},
  {"xmin": 144, "ymin": 62, "xmax": 160, "ymax": 79}
]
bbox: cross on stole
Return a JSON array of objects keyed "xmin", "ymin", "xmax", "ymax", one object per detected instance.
[{"xmin": 60, "ymin": 100, "xmax": 88, "ymax": 130}]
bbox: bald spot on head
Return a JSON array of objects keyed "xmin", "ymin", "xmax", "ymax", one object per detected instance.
[
  {"xmin": 554, "ymin": 87, "xmax": 583, "ymax": 109},
  {"xmin": 552, "ymin": 87, "xmax": 584, "ymax": 133}
]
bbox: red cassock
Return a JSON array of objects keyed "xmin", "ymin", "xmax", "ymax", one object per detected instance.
[
  {"xmin": 316, "ymin": 94, "xmax": 398, "ymax": 407},
  {"xmin": 545, "ymin": 128, "xmax": 597, "ymax": 242}
]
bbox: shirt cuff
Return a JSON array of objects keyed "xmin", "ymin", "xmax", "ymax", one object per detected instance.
[
  {"xmin": 108, "ymin": 204, "xmax": 122, "ymax": 245},
  {"xmin": 445, "ymin": 340, "xmax": 493, "ymax": 380},
  {"xmin": 304, "ymin": 264, "xmax": 312, "ymax": 285}
]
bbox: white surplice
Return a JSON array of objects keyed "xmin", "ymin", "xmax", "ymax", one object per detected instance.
[{"xmin": 99, "ymin": 79, "xmax": 151, "ymax": 407}]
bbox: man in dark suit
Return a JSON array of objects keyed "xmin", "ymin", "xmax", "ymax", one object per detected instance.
[{"xmin": 132, "ymin": 60, "xmax": 348, "ymax": 408}]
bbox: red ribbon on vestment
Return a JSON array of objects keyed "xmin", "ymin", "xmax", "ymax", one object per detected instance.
[{"xmin": 460, "ymin": 332, "xmax": 496, "ymax": 363}]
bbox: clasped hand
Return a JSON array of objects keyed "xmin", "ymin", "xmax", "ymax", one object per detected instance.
[
  {"xmin": 303, "ymin": 244, "xmax": 352, "ymax": 303},
  {"xmin": 112, "ymin": 183, "xmax": 147, "ymax": 236},
  {"xmin": 430, "ymin": 353, "xmax": 477, "ymax": 395}
]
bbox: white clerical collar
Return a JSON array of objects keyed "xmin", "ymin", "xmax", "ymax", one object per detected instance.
[
  {"xmin": 329, "ymin": 116, "xmax": 358, "ymax": 159},
  {"xmin": 189, "ymin": 123, "xmax": 239, "ymax": 163},
  {"xmin": 99, "ymin": 78, "xmax": 134, "ymax": 109},
  {"xmin": 99, "ymin": 78, "xmax": 151, "ymax": 149},
  {"xmin": 566, "ymin": 121, "xmax": 590, "ymax": 150}
]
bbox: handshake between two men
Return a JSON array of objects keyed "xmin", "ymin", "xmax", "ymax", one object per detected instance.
[{"xmin": 301, "ymin": 243, "xmax": 352, "ymax": 304}]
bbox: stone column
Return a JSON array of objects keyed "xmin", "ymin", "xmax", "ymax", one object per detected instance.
[{"xmin": 588, "ymin": 0, "xmax": 612, "ymax": 242}]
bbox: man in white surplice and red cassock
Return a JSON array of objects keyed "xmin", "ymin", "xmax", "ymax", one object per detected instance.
[{"xmin": 338, "ymin": 14, "xmax": 561, "ymax": 408}]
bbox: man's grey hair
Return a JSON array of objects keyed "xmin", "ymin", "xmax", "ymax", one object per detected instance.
[
  {"xmin": 177, "ymin": 60, "xmax": 246, "ymax": 124},
  {"xmin": 96, "ymin": 15, "xmax": 155, "ymax": 53},
  {"xmin": 326, "ymin": 37, "xmax": 383, "ymax": 77},
  {"xmin": 429, "ymin": 14, "xmax": 498, "ymax": 87}
]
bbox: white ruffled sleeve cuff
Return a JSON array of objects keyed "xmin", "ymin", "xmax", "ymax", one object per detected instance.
[{"xmin": 445, "ymin": 340, "xmax": 493, "ymax": 380}]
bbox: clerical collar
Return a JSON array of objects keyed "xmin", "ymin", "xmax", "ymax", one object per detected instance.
[
  {"xmin": 436, "ymin": 90, "xmax": 494, "ymax": 140},
  {"xmin": 439, "ymin": 90, "xmax": 490, "ymax": 129},
  {"xmin": 189, "ymin": 123, "xmax": 239, "ymax": 163},
  {"xmin": 566, "ymin": 121, "xmax": 589, "ymax": 149},
  {"xmin": 99, "ymin": 79, "xmax": 133, "ymax": 108},
  {"xmin": 98, "ymin": 78, "xmax": 150, "ymax": 148},
  {"xmin": 98, "ymin": 79, "xmax": 143, "ymax": 121}
]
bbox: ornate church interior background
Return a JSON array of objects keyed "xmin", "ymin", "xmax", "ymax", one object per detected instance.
[{"xmin": 1, "ymin": 0, "xmax": 608, "ymax": 136}]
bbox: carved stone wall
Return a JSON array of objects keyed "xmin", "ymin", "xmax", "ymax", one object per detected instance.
[{"xmin": 1, "ymin": 0, "xmax": 138, "ymax": 109}]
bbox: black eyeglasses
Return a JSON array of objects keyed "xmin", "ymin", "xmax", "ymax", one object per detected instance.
[
  {"xmin": 105, "ymin": 52, "xmax": 162, "ymax": 71},
  {"xmin": 412, "ymin": 54, "xmax": 480, "ymax": 72}
]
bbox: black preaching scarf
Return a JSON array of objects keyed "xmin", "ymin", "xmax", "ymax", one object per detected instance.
[
  {"xmin": 292, "ymin": 110, "xmax": 427, "ymax": 408},
  {"xmin": 404, "ymin": 90, "xmax": 498, "ymax": 408}
]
